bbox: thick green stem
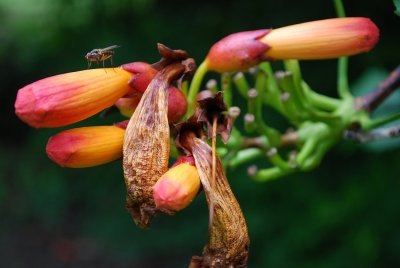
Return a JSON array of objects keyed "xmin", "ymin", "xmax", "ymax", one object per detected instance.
[
  {"xmin": 337, "ymin": 57, "xmax": 352, "ymax": 99},
  {"xmin": 221, "ymin": 73, "xmax": 232, "ymax": 107},
  {"xmin": 228, "ymin": 148, "xmax": 264, "ymax": 168},
  {"xmin": 363, "ymin": 113, "xmax": 400, "ymax": 130},
  {"xmin": 334, "ymin": 0, "xmax": 346, "ymax": 17},
  {"xmin": 233, "ymin": 72, "xmax": 250, "ymax": 98},
  {"xmin": 186, "ymin": 61, "xmax": 209, "ymax": 117}
]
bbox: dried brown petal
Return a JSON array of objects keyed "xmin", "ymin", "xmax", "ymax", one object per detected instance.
[
  {"xmin": 123, "ymin": 72, "xmax": 170, "ymax": 228},
  {"xmin": 189, "ymin": 138, "xmax": 249, "ymax": 267},
  {"xmin": 197, "ymin": 91, "xmax": 232, "ymax": 144},
  {"xmin": 123, "ymin": 58, "xmax": 189, "ymax": 228}
]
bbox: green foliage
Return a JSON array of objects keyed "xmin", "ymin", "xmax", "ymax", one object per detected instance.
[{"xmin": 394, "ymin": 0, "xmax": 400, "ymax": 16}]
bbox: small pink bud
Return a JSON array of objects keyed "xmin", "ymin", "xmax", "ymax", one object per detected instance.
[
  {"xmin": 153, "ymin": 156, "xmax": 200, "ymax": 211},
  {"xmin": 206, "ymin": 29, "xmax": 270, "ymax": 73},
  {"xmin": 121, "ymin": 62, "xmax": 158, "ymax": 95},
  {"xmin": 46, "ymin": 126, "xmax": 125, "ymax": 168},
  {"xmin": 115, "ymin": 86, "xmax": 187, "ymax": 123}
]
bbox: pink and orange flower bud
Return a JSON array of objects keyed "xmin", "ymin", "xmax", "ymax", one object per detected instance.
[
  {"xmin": 260, "ymin": 17, "xmax": 379, "ymax": 60},
  {"xmin": 121, "ymin": 62, "xmax": 158, "ymax": 95},
  {"xmin": 206, "ymin": 29, "xmax": 270, "ymax": 73},
  {"xmin": 15, "ymin": 68, "xmax": 133, "ymax": 128},
  {"xmin": 205, "ymin": 17, "xmax": 379, "ymax": 73},
  {"xmin": 46, "ymin": 125, "xmax": 125, "ymax": 168},
  {"xmin": 153, "ymin": 156, "xmax": 200, "ymax": 211},
  {"xmin": 115, "ymin": 86, "xmax": 188, "ymax": 123}
]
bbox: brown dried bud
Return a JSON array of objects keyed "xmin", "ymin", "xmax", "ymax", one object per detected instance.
[{"xmin": 189, "ymin": 138, "xmax": 249, "ymax": 267}]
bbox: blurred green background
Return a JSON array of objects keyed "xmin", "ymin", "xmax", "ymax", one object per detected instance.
[{"xmin": 2, "ymin": 0, "xmax": 400, "ymax": 267}]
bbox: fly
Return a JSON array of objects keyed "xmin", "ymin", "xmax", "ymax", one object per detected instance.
[{"xmin": 85, "ymin": 45, "xmax": 120, "ymax": 68}]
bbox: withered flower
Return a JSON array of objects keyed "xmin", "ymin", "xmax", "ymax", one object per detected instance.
[
  {"xmin": 196, "ymin": 91, "xmax": 232, "ymax": 144},
  {"xmin": 123, "ymin": 44, "xmax": 195, "ymax": 228},
  {"xmin": 176, "ymin": 93, "xmax": 249, "ymax": 267}
]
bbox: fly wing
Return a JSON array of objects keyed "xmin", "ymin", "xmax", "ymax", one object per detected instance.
[{"xmin": 101, "ymin": 45, "xmax": 121, "ymax": 51}]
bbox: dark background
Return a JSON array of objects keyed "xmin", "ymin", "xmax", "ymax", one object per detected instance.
[{"xmin": 1, "ymin": 0, "xmax": 400, "ymax": 267}]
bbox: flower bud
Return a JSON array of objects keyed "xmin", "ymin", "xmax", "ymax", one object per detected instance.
[
  {"xmin": 121, "ymin": 62, "xmax": 158, "ymax": 95},
  {"xmin": 46, "ymin": 126, "xmax": 125, "ymax": 168},
  {"xmin": 206, "ymin": 29, "xmax": 270, "ymax": 73},
  {"xmin": 115, "ymin": 86, "xmax": 187, "ymax": 123},
  {"xmin": 205, "ymin": 17, "xmax": 379, "ymax": 72},
  {"xmin": 260, "ymin": 17, "xmax": 379, "ymax": 60},
  {"xmin": 153, "ymin": 157, "xmax": 200, "ymax": 211},
  {"xmin": 15, "ymin": 68, "xmax": 133, "ymax": 128}
]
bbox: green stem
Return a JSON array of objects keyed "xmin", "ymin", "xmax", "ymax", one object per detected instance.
[
  {"xmin": 228, "ymin": 148, "xmax": 264, "ymax": 168},
  {"xmin": 233, "ymin": 72, "xmax": 250, "ymax": 98},
  {"xmin": 334, "ymin": 0, "xmax": 352, "ymax": 100},
  {"xmin": 251, "ymin": 166, "xmax": 292, "ymax": 182},
  {"xmin": 334, "ymin": 0, "xmax": 346, "ymax": 17},
  {"xmin": 186, "ymin": 61, "xmax": 209, "ymax": 117},
  {"xmin": 337, "ymin": 57, "xmax": 352, "ymax": 99},
  {"xmin": 363, "ymin": 113, "xmax": 400, "ymax": 130},
  {"xmin": 301, "ymin": 81, "xmax": 341, "ymax": 111},
  {"xmin": 258, "ymin": 62, "xmax": 285, "ymax": 114},
  {"xmin": 268, "ymin": 149, "xmax": 292, "ymax": 171},
  {"xmin": 221, "ymin": 73, "xmax": 232, "ymax": 107}
]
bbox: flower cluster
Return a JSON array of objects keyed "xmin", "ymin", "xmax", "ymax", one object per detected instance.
[{"xmin": 14, "ymin": 17, "xmax": 380, "ymax": 267}]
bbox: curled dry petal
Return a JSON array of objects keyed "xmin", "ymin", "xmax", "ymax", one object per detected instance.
[
  {"xmin": 189, "ymin": 138, "xmax": 249, "ymax": 267},
  {"xmin": 46, "ymin": 126, "xmax": 125, "ymax": 168},
  {"xmin": 123, "ymin": 71, "xmax": 171, "ymax": 228},
  {"xmin": 196, "ymin": 91, "xmax": 232, "ymax": 143},
  {"xmin": 123, "ymin": 54, "xmax": 189, "ymax": 228},
  {"xmin": 15, "ymin": 68, "xmax": 133, "ymax": 128}
]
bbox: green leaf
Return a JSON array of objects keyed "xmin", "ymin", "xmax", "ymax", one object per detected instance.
[{"xmin": 394, "ymin": 0, "xmax": 400, "ymax": 16}]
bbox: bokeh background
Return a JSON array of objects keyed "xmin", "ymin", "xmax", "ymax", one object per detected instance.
[{"xmin": 1, "ymin": 0, "xmax": 400, "ymax": 267}]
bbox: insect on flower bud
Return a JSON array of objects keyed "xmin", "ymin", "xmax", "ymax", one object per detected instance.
[
  {"xmin": 46, "ymin": 126, "xmax": 125, "ymax": 168},
  {"xmin": 153, "ymin": 156, "xmax": 200, "ymax": 211}
]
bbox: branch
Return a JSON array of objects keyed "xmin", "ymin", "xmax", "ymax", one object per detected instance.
[
  {"xmin": 344, "ymin": 125, "xmax": 400, "ymax": 143},
  {"xmin": 356, "ymin": 65, "xmax": 400, "ymax": 112}
]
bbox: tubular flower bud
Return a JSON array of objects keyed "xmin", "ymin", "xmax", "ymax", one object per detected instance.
[
  {"xmin": 115, "ymin": 86, "xmax": 188, "ymax": 123},
  {"xmin": 153, "ymin": 157, "xmax": 200, "ymax": 211},
  {"xmin": 260, "ymin": 17, "xmax": 379, "ymax": 60},
  {"xmin": 121, "ymin": 62, "xmax": 158, "ymax": 95},
  {"xmin": 46, "ymin": 126, "xmax": 125, "ymax": 168},
  {"xmin": 206, "ymin": 29, "xmax": 270, "ymax": 73},
  {"xmin": 15, "ymin": 68, "xmax": 133, "ymax": 128},
  {"xmin": 205, "ymin": 17, "xmax": 379, "ymax": 72}
]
